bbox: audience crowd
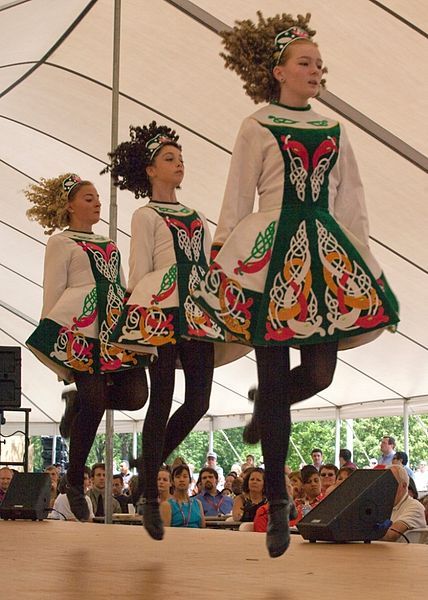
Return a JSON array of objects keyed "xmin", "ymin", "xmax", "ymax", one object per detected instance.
[{"xmin": 1, "ymin": 436, "xmax": 427, "ymax": 543}]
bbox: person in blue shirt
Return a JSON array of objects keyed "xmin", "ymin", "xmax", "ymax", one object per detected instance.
[
  {"xmin": 195, "ymin": 467, "xmax": 233, "ymax": 516},
  {"xmin": 160, "ymin": 464, "xmax": 205, "ymax": 528}
]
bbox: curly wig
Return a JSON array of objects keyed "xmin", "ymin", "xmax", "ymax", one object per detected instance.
[
  {"xmin": 220, "ymin": 11, "xmax": 326, "ymax": 104},
  {"xmin": 102, "ymin": 121, "xmax": 180, "ymax": 199},
  {"xmin": 25, "ymin": 174, "xmax": 91, "ymax": 235}
]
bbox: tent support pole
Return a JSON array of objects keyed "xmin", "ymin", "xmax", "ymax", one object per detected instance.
[
  {"xmin": 346, "ymin": 418, "xmax": 354, "ymax": 459},
  {"xmin": 208, "ymin": 418, "xmax": 214, "ymax": 454},
  {"xmin": 335, "ymin": 408, "xmax": 341, "ymax": 466},
  {"xmin": 132, "ymin": 425, "xmax": 138, "ymax": 474},
  {"xmin": 105, "ymin": 0, "xmax": 122, "ymax": 525},
  {"xmin": 403, "ymin": 399, "xmax": 409, "ymax": 457}
]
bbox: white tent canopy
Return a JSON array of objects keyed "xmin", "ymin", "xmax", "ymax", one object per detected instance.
[{"xmin": 1, "ymin": 0, "xmax": 427, "ymax": 437}]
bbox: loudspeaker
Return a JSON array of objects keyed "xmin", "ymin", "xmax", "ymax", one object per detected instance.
[
  {"xmin": 297, "ymin": 469, "xmax": 397, "ymax": 543},
  {"xmin": 0, "ymin": 473, "xmax": 51, "ymax": 521},
  {"xmin": 0, "ymin": 346, "xmax": 21, "ymax": 408}
]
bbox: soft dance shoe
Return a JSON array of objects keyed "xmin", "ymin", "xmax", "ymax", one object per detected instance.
[
  {"xmin": 59, "ymin": 389, "xmax": 80, "ymax": 439},
  {"xmin": 65, "ymin": 480, "xmax": 89, "ymax": 521},
  {"xmin": 243, "ymin": 386, "xmax": 261, "ymax": 444},
  {"xmin": 266, "ymin": 500, "xmax": 291, "ymax": 558},
  {"xmin": 242, "ymin": 416, "xmax": 261, "ymax": 445},
  {"xmin": 141, "ymin": 498, "xmax": 164, "ymax": 541}
]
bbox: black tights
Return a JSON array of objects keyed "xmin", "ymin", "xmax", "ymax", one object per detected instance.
[
  {"xmin": 255, "ymin": 342, "xmax": 338, "ymax": 501},
  {"xmin": 140, "ymin": 339, "xmax": 214, "ymax": 499},
  {"xmin": 67, "ymin": 368, "xmax": 148, "ymax": 487}
]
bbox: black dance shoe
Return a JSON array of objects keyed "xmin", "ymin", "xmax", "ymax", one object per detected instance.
[
  {"xmin": 289, "ymin": 499, "xmax": 298, "ymax": 522},
  {"xmin": 243, "ymin": 387, "xmax": 261, "ymax": 444},
  {"xmin": 65, "ymin": 480, "xmax": 89, "ymax": 521},
  {"xmin": 266, "ymin": 499, "xmax": 291, "ymax": 559},
  {"xmin": 141, "ymin": 498, "xmax": 164, "ymax": 541},
  {"xmin": 242, "ymin": 417, "xmax": 261, "ymax": 445},
  {"xmin": 60, "ymin": 389, "xmax": 80, "ymax": 439}
]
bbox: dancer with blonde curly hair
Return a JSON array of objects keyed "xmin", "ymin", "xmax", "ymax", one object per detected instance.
[
  {"xmin": 104, "ymin": 121, "xmax": 247, "ymax": 541},
  {"xmin": 26, "ymin": 174, "xmax": 154, "ymax": 520},
  {"xmin": 193, "ymin": 11, "xmax": 399, "ymax": 557}
]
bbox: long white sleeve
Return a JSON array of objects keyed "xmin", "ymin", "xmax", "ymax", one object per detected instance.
[
  {"xmin": 41, "ymin": 235, "xmax": 69, "ymax": 319},
  {"xmin": 330, "ymin": 125, "xmax": 370, "ymax": 246},
  {"xmin": 128, "ymin": 207, "xmax": 156, "ymax": 293},
  {"xmin": 214, "ymin": 118, "xmax": 263, "ymax": 246}
]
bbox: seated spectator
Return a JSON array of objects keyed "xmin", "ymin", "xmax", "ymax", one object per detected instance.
[
  {"xmin": 170, "ymin": 456, "xmax": 187, "ymax": 472},
  {"xmin": 381, "ymin": 465, "xmax": 426, "ymax": 542},
  {"xmin": 392, "ymin": 451, "xmax": 415, "ymax": 480},
  {"xmin": 414, "ymin": 461, "xmax": 428, "ymax": 492},
  {"xmin": 230, "ymin": 463, "xmax": 242, "ymax": 477},
  {"xmin": 195, "ymin": 467, "xmax": 233, "ymax": 516},
  {"xmin": 288, "ymin": 470, "xmax": 303, "ymax": 501},
  {"xmin": 160, "ymin": 465, "xmax": 205, "ymax": 528},
  {"xmin": 241, "ymin": 454, "xmax": 255, "ymax": 473},
  {"xmin": 50, "ymin": 467, "xmax": 93, "ymax": 521},
  {"xmin": 224, "ymin": 472, "xmax": 237, "ymax": 495},
  {"xmin": 205, "ymin": 452, "xmax": 225, "ymax": 489},
  {"xmin": 419, "ymin": 495, "xmax": 428, "ymax": 525},
  {"xmin": 319, "ymin": 464, "xmax": 339, "ymax": 494},
  {"xmin": 253, "ymin": 474, "xmax": 296, "ymax": 533},
  {"xmin": 290, "ymin": 466, "xmax": 324, "ymax": 526},
  {"xmin": 324, "ymin": 466, "xmax": 355, "ymax": 497},
  {"xmin": 0, "ymin": 467, "xmax": 13, "ymax": 504},
  {"xmin": 408, "ymin": 477, "xmax": 418, "ymax": 500},
  {"xmin": 127, "ymin": 474, "xmax": 139, "ymax": 504},
  {"xmin": 87, "ymin": 463, "xmax": 121, "ymax": 517},
  {"xmin": 157, "ymin": 466, "xmax": 173, "ymax": 503},
  {"xmin": 339, "ymin": 448, "xmax": 357, "ymax": 469},
  {"xmin": 112, "ymin": 473, "xmax": 129, "ymax": 513},
  {"xmin": 232, "ymin": 468, "xmax": 267, "ymax": 522},
  {"xmin": 119, "ymin": 460, "xmax": 132, "ymax": 489},
  {"xmin": 44, "ymin": 465, "xmax": 60, "ymax": 509},
  {"xmin": 231, "ymin": 476, "xmax": 244, "ymax": 498}
]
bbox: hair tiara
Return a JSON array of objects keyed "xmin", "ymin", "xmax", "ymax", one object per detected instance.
[{"xmin": 274, "ymin": 26, "xmax": 311, "ymax": 65}]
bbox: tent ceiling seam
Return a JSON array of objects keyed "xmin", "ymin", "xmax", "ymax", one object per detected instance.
[
  {"xmin": 0, "ymin": 0, "xmax": 98, "ymax": 99},
  {"xmin": 367, "ymin": 0, "xmax": 428, "ymax": 37}
]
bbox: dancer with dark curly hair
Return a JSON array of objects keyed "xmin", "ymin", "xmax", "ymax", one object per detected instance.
[
  {"xmin": 25, "ymin": 174, "xmax": 154, "ymax": 521},
  {"xmin": 192, "ymin": 12, "xmax": 399, "ymax": 557},
  {"xmin": 104, "ymin": 122, "xmax": 247, "ymax": 541}
]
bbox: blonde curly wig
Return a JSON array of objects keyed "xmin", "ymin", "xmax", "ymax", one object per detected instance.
[
  {"xmin": 220, "ymin": 11, "xmax": 326, "ymax": 104},
  {"xmin": 25, "ymin": 174, "xmax": 92, "ymax": 235}
]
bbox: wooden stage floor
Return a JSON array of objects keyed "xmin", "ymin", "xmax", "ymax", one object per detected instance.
[{"xmin": 1, "ymin": 520, "xmax": 426, "ymax": 599}]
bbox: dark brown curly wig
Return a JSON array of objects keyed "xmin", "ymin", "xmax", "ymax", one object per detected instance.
[
  {"xmin": 220, "ymin": 11, "xmax": 326, "ymax": 104},
  {"xmin": 102, "ymin": 121, "xmax": 180, "ymax": 199}
]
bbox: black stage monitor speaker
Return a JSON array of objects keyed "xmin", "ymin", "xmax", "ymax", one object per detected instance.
[
  {"xmin": 0, "ymin": 346, "xmax": 21, "ymax": 408},
  {"xmin": 297, "ymin": 469, "xmax": 397, "ymax": 543},
  {"xmin": 0, "ymin": 473, "xmax": 51, "ymax": 521}
]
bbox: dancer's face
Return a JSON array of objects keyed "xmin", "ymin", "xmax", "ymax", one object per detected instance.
[
  {"xmin": 67, "ymin": 183, "xmax": 101, "ymax": 231},
  {"xmin": 274, "ymin": 41, "xmax": 323, "ymax": 103},
  {"xmin": 146, "ymin": 145, "xmax": 184, "ymax": 188}
]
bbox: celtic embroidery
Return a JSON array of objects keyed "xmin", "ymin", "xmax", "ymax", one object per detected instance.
[
  {"xmin": 310, "ymin": 137, "xmax": 338, "ymax": 202},
  {"xmin": 234, "ymin": 221, "xmax": 276, "ymax": 275},
  {"xmin": 265, "ymin": 221, "xmax": 325, "ymax": 341},
  {"xmin": 281, "ymin": 134, "xmax": 308, "ymax": 202},
  {"xmin": 268, "ymin": 115, "xmax": 299, "ymax": 125},
  {"xmin": 316, "ymin": 220, "xmax": 389, "ymax": 333}
]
